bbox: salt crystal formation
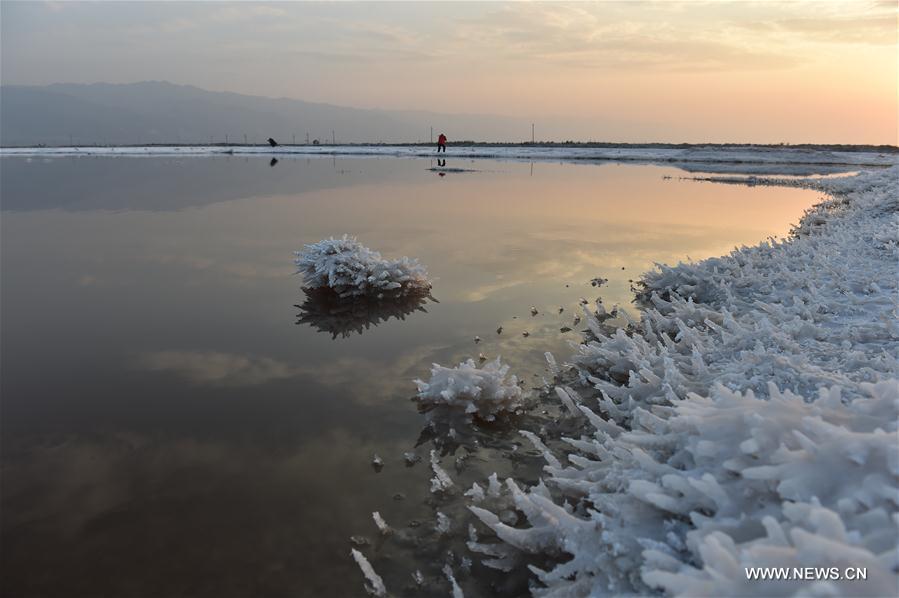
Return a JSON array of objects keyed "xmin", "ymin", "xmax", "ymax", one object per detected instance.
[
  {"xmin": 350, "ymin": 549, "xmax": 387, "ymax": 597},
  {"xmin": 444, "ymin": 564, "xmax": 465, "ymax": 598},
  {"xmin": 372, "ymin": 511, "xmax": 391, "ymax": 536},
  {"xmin": 295, "ymin": 236, "xmax": 430, "ymax": 298},
  {"xmin": 470, "ymin": 166, "xmax": 899, "ymax": 596},
  {"xmin": 429, "ymin": 449, "xmax": 455, "ymax": 493},
  {"xmin": 414, "ymin": 357, "xmax": 525, "ymax": 422}
]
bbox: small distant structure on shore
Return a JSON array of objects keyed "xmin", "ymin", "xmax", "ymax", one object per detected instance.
[
  {"xmin": 268, "ymin": 137, "xmax": 278, "ymax": 147},
  {"xmin": 312, "ymin": 139, "xmax": 320, "ymax": 145}
]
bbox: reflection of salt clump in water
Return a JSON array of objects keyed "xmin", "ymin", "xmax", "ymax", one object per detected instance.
[
  {"xmin": 414, "ymin": 358, "xmax": 525, "ymax": 422},
  {"xmin": 295, "ymin": 236, "xmax": 430, "ymax": 298},
  {"xmin": 294, "ymin": 287, "xmax": 433, "ymax": 339}
]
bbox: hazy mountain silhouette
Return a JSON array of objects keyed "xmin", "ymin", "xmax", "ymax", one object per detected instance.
[{"xmin": 0, "ymin": 81, "xmax": 532, "ymax": 145}]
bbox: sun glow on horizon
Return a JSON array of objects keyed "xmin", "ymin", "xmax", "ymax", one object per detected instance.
[{"xmin": 1, "ymin": 1, "xmax": 896, "ymax": 144}]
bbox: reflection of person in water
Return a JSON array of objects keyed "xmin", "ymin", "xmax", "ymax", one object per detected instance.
[
  {"xmin": 295, "ymin": 287, "xmax": 435, "ymax": 339},
  {"xmin": 437, "ymin": 133, "xmax": 447, "ymax": 153},
  {"xmin": 437, "ymin": 158, "xmax": 445, "ymax": 167}
]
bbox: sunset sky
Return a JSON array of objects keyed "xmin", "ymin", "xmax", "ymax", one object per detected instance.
[{"xmin": 2, "ymin": 1, "xmax": 896, "ymax": 143}]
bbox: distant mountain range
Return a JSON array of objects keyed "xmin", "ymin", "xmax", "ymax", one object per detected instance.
[{"xmin": 0, "ymin": 81, "xmax": 533, "ymax": 146}]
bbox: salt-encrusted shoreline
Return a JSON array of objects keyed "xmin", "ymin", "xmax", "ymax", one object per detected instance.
[{"xmin": 469, "ymin": 166, "xmax": 899, "ymax": 596}]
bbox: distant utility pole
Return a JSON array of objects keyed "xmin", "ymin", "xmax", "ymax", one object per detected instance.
[
  {"xmin": 430, "ymin": 127, "xmax": 433, "ymax": 144},
  {"xmin": 306, "ymin": 132, "xmax": 310, "ymax": 144},
  {"xmin": 531, "ymin": 123, "xmax": 535, "ymax": 143},
  {"xmin": 209, "ymin": 135, "xmax": 213, "ymax": 145},
  {"xmin": 244, "ymin": 133, "xmax": 248, "ymax": 145},
  {"xmin": 332, "ymin": 130, "xmax": 335, "ymax": 144},
  {"xmin": 292, "ymin": 134, "xmax": 296, "ymax": 145},
  {"xmin": 69, "ymin": 134, "xmax": 73, "ymax": 146},
  {"xmin": 225, "ymin": 134, "xmax": 229, "ymax": 144}
]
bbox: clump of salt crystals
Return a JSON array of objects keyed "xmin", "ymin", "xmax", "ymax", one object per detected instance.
[
  {"xmin": 414, "ymin": 357, "xmax": 525, "ymax": 422},
  {"xmin": 295, "ymin": 236, "xmax": 430, "ymax": 298}
]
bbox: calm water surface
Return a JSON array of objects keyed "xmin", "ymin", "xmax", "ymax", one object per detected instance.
[{"xmin": 1, "ymin": 156, "xmax": 820, "ymax": 597}]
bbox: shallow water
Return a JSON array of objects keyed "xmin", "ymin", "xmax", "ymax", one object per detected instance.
[{"xmin": 0, "ymin": 156, "xmax": 820, "ymax": 597}]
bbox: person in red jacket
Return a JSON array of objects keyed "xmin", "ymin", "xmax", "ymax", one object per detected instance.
[{"xmin": 437, "ymin": 133, "xmax": 447, "ymax": 153}]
